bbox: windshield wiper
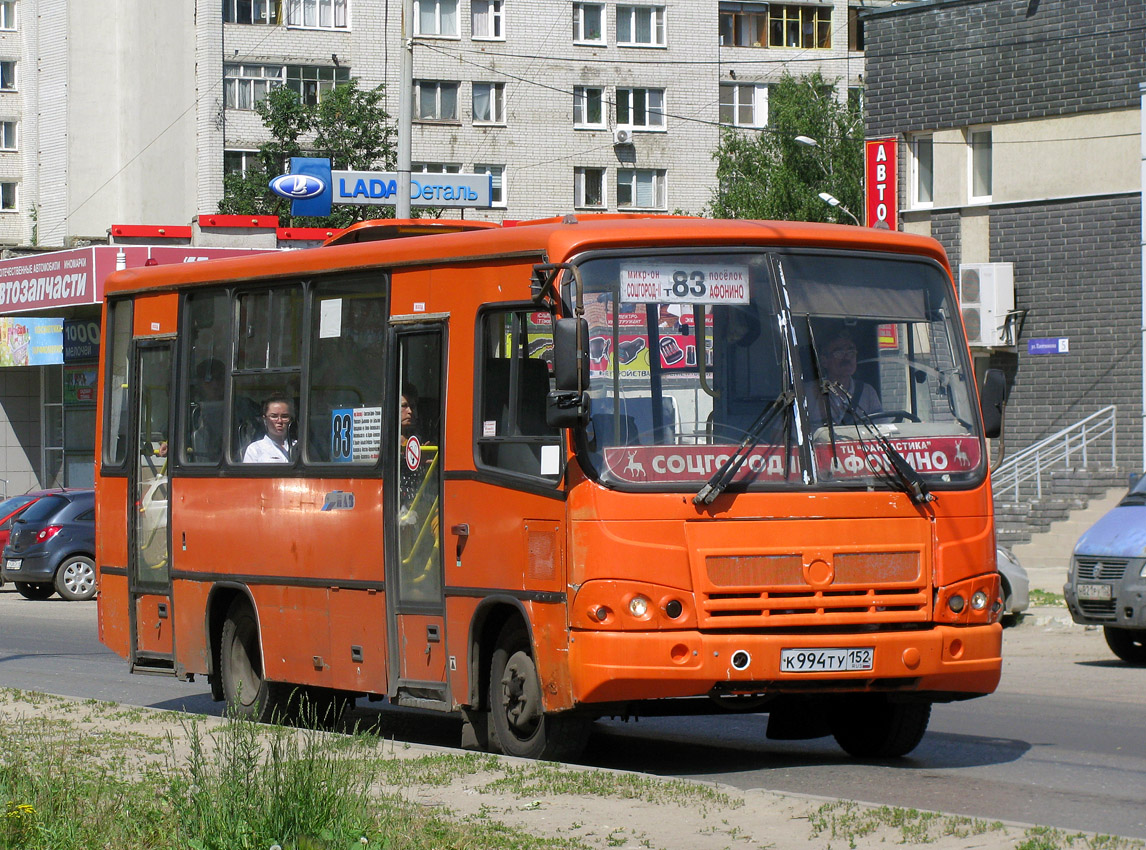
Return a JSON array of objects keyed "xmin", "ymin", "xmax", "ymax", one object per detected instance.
[
  {"xmin": 805, "ymin": 317, "xmax": 840, "ymax": 465},
  {"xmin": 824, "ymin": 383, "xmax": 934, "ymax": 505},
  {"xmin": 694, "ymin": 389, "xmax": 795, "ymax": 506}
]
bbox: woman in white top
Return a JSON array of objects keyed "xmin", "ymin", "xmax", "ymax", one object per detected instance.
[{"xmin": 243, "ymin": 394, "xmax": 296, "ymax": 463}]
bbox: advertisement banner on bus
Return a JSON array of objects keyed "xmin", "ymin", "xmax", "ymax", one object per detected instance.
[{"xmin": 602, "ymin": 436, "xmax": 981, "ymax": 484}]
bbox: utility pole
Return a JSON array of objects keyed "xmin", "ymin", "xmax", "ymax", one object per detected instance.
[{"xmin": 396, "ymin": 0, "xmax": 414, "ymax": 219}]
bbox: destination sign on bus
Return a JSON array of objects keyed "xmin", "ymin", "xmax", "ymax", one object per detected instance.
[{"xmin": 619, "ymin": 265, "xmax": 750, "ymax": 305}]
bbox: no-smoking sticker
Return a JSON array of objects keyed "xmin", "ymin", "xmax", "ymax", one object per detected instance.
[{"xmin": 404, "ymin": 435, "xmax": 421, "ymax": 472}]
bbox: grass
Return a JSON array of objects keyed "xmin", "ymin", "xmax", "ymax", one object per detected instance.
[
  {"xmin": 1, "ymin": 688, "xmax": 1143, "ymax": 850},
  {"xmin": 1030, "ymin": 589, "xmax": 1067, "ymax": 607}
]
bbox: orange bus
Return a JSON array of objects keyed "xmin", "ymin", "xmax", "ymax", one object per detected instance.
[{"xmin": 95, "ymin": 216, "xmax": 1008, "ymax": 760}]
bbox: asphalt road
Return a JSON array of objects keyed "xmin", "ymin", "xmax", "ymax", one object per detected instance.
[{"xmin": 1, "ymin": 589, "xmax": 1143, "ymax": 839}]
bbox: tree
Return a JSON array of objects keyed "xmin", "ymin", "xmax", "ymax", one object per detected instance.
[
  {"xmin": 218, "ymin": 80, "xmax": 397, "ymax": 228},
  {"xmin": 707, "ymin": 72, "xmax": 863, "ymax": 224}
]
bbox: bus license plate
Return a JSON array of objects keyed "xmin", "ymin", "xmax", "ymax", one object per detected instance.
[
  {"xmin": 780, "ymin": 647, "xmax": 873, "ymax": 673},
  {"xmin": 5, "ymin": 559, "xmax": 20, "ymax": 571},
  {"xmin": 1077, "ymin": 583, "xmax": 1112, "ymax": 601}
]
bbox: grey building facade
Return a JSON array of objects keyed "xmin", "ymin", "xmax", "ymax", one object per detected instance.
[{"xmin": 863, "ymin": 0, "xmax": 1145, "ymax": 468}]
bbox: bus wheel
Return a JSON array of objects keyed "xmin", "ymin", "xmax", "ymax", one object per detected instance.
[
  {"xmin": 829, "ymin": 696, "xmax": 931, "ymax": 758},
  {"xmin": 488, "ymin": 623, "xmax": 589, "ymax": 761},
  {"xmin": 220, "ymin": 599, "xmax": 283, "ymax": 722},
  {"xmin": 1103, "ymin": 627, "xmax": 1146, "ymax": 664}
]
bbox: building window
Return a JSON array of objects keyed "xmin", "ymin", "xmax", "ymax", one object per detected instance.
[
  {"xmin": 415, "ymin": 80, "xmax": 459, "ymax": 121},
  {"xmin": 769, "ymin": 4, "xmax": 830, "ymax": 49},
  {"xmin": 0, "ymin": 121, "xmax": 15, "ymax": 150},
  {"xmin": 413, "ymin": 162, "xmax": 462, "ymax": 173},
  {"xmin": 718, "ymin": 3, "xmax": 766, "ymax": 47},
  {"xmin": 573, "ymin": 86, "xmax": 604, "ymax": 128},
  {"xmin": 0, "ymin": 1, "xmax": 16, "ymax": 30},
  {"xmin": 286, "ymin": 0, "xmax": 347, "ymax": 28},
  {"xmin": 472, "ymin": 0, "xmax": 502, "ymax": 39},
  {"xmin": 719, "ymin": 83, "xmax": 766, "ymax": 127},
  {"xmin": 616, "ymin": 88, "xmax": 665, "ymax": 130},
  {"xmin": 0, "ymin": 61, "xmax": 15, "ymax": 91},
  {"xmin": 911, "ymin": 135, "xmax": 933, "ymax": 208},
  {"xmin": 224, "ymin": 0, "xmax": 280, "ymax": 24},
  {"xmin": 573, "ymin": 2, "xmax": 603, "ymax": 43},
  {"xmin": 286, "ymin": 65, "xmax": 349, "ymax": 106},
  {"xmin": 474, "ymin": 164, "xmax": 505, "ymax": 206},
  {"xmin": 617, "ymin": 5, "xmax": 665, "ymax": 47},
  {"xmin": 969, "ymin": 128, "xmax": 992, "ymax": 201},
  {"xmin": 472, "ymin": 82, "xmax": 505, "ymax": 124},
  {"xmin": 617, "ymin": 168, "xmax": 665, "ymax": 210},
  {"xmin": 574, "ymin": 167, "xmax": 605, "ymax": 208},
  {"xmin": 224, "ymin": 64, "xmax": 284, "ymax": 110},
  {"xmin": 0, "ymin": 181, "xmax": 15, "ymax": 211},
  {"xmin": 848, "ymin": 6, "xmax": 863, "ymax": 51},
  {"xmin": 414, "ymin": 0, "xmax": 458, "ymax": 36},
  {"xmin": 224, "ymin": 149, "xmax": 260, "ymax": 176}
]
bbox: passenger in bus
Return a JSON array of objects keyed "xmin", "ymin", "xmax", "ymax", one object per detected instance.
[
  {"xmin": 242, "ymin": 393, "xmax": 296, "ymax": 463},
  {"xmin": 817, "ymin": 331, "xmax": 882, "ymax": 424},
  {"xmin": 399, "ymin": 387, "xmax": 423, "ymax": 519}
]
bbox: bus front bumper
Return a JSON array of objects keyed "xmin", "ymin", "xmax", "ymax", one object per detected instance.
[{"xmin": 567, "ymin": 624, "xmax": 1002, "ymax": 705}]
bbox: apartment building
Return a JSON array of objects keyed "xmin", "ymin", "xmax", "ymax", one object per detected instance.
[
  {"xmin": 0, "ymin": 0, "xmax": 869, "ymax": 490},
  {"xmin": 863, "ymin": 0, "xmax": 1145, "ymax": 468}
]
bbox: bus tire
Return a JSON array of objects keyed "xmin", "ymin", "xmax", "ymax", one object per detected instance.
[
  {"xmin": 220, "ymin": 599, "xmax": 285, "ymax": 722},
  {"xmin": 1103, "ymin": 627, "xmax": 1146, "ymax": 664},
  {"xmin": 829, "ymin": 696, "xmax": 930, "ymax": 758},
  {"xmin": 488, "ymin": 622, "xmax": 589, "ymax": 761}
]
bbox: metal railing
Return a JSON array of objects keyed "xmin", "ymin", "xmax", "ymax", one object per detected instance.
[{"xmin": 991, "ymin": 405, "xmax": 1117, "ymax": 503}]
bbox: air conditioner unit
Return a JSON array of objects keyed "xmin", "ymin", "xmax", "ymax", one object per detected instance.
[
  {"xmin": 613, "ymin": 127, "xmax": 633, "ymax": 145},
  {"xmin": 958, "ymin": 262, "xmax": 1015, "ymax": 348}
]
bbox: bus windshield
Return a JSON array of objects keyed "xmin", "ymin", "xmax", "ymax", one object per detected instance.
[{"xmin": 572, "ymin": 249, "xmax": 983, "ymax": 492}]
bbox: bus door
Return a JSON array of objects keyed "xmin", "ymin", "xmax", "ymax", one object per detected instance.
[
  {"xmin": 387, "ymin": 324, "xmax": 447, "ymax": 706},
  {"xmin": 128, "ymin": 341, "xmax": 175, "ymax": 673}
]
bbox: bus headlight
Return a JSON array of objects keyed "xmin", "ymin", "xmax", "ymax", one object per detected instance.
[
  {"xmin": 629, "ymin": 595, "xmax": 649, "ymax": 617},
  {"xmin": 948, "ymin": 595, "xmax": 965, "ymax": 613},
  {"xmin": 970, "ymin": 590, "xmax": 989, "ymax": 610}
]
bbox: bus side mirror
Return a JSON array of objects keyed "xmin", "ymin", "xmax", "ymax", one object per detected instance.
[
  {"xmin": 980, "ymin": 368, "xmax": 1006, "ymax": 439},
  {"xmin": 547, "ymin": 317, "xmax": 590, "ymax": 428}
]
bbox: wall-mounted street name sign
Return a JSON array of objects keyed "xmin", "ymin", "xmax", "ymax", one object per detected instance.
[{"xmin": 270, "ymin": 157, "xmax": 493, "ymax": 216}]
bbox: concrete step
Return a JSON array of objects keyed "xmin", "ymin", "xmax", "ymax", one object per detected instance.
[{"xmin": 1010, "ymin": 485, "xmax": 1126, "ymax": 579}]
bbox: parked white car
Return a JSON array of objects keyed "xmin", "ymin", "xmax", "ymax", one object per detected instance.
[{"xmin": 996, "ymin": 546, "xmax": 1030, "ymax": 622}]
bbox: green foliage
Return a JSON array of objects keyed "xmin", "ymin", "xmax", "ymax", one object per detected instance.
[
  {"xmin": 219, "ymin": 80, "xmax": 397, "ymax": 229},
  {"xmin": 708, "ymin": 71, "xmax": 863, "ymax": 224}
]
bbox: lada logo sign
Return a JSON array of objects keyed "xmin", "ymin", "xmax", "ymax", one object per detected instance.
[{"xmin": 269, "ymin": 174, "xmax": 326, "ymax": 199}]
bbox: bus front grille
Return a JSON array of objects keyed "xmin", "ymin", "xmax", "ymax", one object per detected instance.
[{"xmin": 701, "ymin": 552, "xmax": 929, "ymax": 627}]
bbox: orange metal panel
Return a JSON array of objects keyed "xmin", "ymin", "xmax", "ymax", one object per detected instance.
[
  {"xmin": 134, "ymin": 594, "xmax": 174, "ymax": 655},
  {"xmin": 328, "ymin": 587, "xmax": 388, "ymax": 693},
  {"xmin": 398, "ymin": 613, "xmax": 446, "ymax": 684},
  {"xmin": 132, "ymin": 293, "xmax": 178, "ymax": 336},
  {"xmin": 97, "ymin": 571, "xmax": 130, "ymax": 656}
]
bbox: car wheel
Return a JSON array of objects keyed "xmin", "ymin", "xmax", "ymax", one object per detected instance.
[
  {"xmin": 14, "ymin": 581, "xmax": 55, "ymax": 601},
  {"xmin": 1103, "ymin": 627, "xmax": 1146, "ymax": 664},
  {"xmin": 54, "ymin": 555, "xmax": 97, "ymax": 601}
]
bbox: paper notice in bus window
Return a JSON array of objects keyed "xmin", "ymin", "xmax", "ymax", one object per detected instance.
[
  {"xmin": 319, "ymin": 299, "xmax": 342, "ymax": 339},
  {"xmin": 483, "ymin": 420, "xmax": 497, "ymax": 437},
  {"xmin": 540, "ymin": 444, "xmax": 560, "ymax": 476},
  {"xmin": 619, "ymin": 265, "xmax": 750, "ymax": 306}
]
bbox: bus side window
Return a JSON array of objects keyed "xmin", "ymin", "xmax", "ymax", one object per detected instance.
[{"xmin": 476, "ymin": 308, "xmax": 560, "ymax": 479}]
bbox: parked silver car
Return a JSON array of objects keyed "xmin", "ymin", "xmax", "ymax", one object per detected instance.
[
  {"xmin": 996, "ymin": 546, "xmax": 1030, "ymax": 622},
  {"xmin": 1065, "ymin": 476, "xmax": 1146, "ymax": 663}
]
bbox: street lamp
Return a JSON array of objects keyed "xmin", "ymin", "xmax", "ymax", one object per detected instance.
[
  {"xmin": 794, "ymin": 134, "xmax": 861, "ymax": 226},
  {"xmin": 818, "ymin": 191, "xmax": 861, "ymax": 226}
]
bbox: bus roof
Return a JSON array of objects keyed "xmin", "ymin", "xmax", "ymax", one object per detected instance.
[{"xmin": 103, "ymin": 216, "xmax": 951, "ymax": 296}]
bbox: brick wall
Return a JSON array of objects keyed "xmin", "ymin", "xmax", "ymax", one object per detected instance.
[
  {"xmin": 990, "ymin": 195, "xmax": 1143, "ymax": 468},
  {"xmin": 865, "ymin": 0, "xmax": 1146, "ymax": 137}
]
